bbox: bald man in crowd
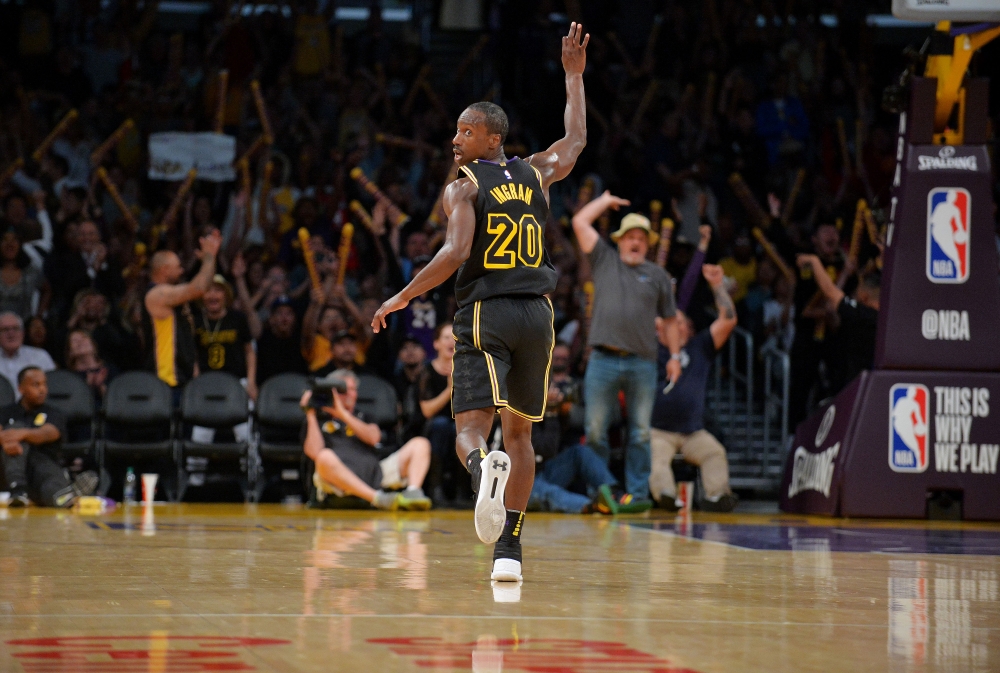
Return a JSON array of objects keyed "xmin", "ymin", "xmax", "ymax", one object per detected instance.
[{"xmin": 142, "ymin": 229, "xmax": 222, "ymax": 393}]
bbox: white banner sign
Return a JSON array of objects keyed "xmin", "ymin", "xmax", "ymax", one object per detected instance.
[{"xmin": 148, "ymin": 132, "xmax": 236, "ymax": 182}]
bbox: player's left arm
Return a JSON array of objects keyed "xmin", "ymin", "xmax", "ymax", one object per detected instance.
[{"xmin": 528, "ymin": 22, "xmax": 589, "ymax": 193}]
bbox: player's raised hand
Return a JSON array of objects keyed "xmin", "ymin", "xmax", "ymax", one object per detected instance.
[
  {"xmin": 562, "ymin": 22, "xmax": 590, "ymax": 76},
  {"xmin": 371, "ymin": 293, "xmax": 409, "ymax": 333}
]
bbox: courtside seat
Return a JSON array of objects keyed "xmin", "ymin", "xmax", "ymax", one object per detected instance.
[
  {"xmin": 45, "ymin": 370, "xmax": 97, "ymax": 457},
  {"xmin": 101, "ymin": 371, "xmax": 175, "ymax": 461},
  {"xmin": 256, "ymin": 373, "xmax": 309, "ymax": 460},
  {"xmin": 179, "ymin": 372, "xmax": 249, "ymax": 460},
  {"xmin": 356, "ymin": 374, "xmax": 398, "ymax": 430},
  {"xmin": 178, "ymin": 372, "xmax": 251, "ymax": 501},
  {"xmin": 0, "ymin": 375, "xmax": 14, "ymax": 408},
  {"xmin": 101, "ymin": 372, "xmax": 177, "ymax": 500},
  {"xmin": 254, "ymin": 373, "xmax": 309, "ymax": 502}
]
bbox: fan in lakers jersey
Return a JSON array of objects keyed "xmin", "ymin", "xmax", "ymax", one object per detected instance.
[{"xmin": 371, "ymin": 22, "xmax": 590, "ymax": 585}]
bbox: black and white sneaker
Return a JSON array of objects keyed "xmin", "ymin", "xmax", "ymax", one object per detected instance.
[
  {"xmin": 475, "ymin": 451, "xmax": 510, "ymax": 544},
  {"xmin": 72, "ymin": 471, "xmax": 99, "ymax": 498},
  {"xmin": 8, "ymin": 490, "xmax": 30, "ymax": 508}
]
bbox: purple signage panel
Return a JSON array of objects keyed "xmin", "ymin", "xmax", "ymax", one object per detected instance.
[
  {"xmin": 779, "ymin": 375, "xmax": 866, "ymax": 516},
  {"xmin": 876, "ymin": 142, "xmax": 1000, "ymax": 371},
  {"xmin": 841, "ymin": 370, "xmax": 1000, "ymax": 520}
]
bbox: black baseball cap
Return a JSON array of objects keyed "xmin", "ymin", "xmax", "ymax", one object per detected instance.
[
  {"xmin": 400, "ymin": 333, "xmax": 423, "ymax": 347},
  {"xmin": 332, "ymin": 330, "xmax": 357, "ymax": 343}
]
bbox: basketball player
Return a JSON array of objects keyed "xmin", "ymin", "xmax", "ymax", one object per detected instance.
[{"xmin": 372, "ymin": 23, "xmax": 589, "ymax": 583}]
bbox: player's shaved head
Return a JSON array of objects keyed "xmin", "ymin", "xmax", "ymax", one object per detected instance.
[
  {"xmin": 464, "ymin": 102, "xmax": 509, "ymax": 145},
  {"xmin": 150, "ymin": 250, "xmax": 177, "ymax": 273},
  {"xmin": 150, "ymin": 250, "xmax": 183, "ymax": 284}
]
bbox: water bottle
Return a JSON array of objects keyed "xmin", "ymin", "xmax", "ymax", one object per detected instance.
[{"xmin": 123, "ymin": 468, "xmax": 137, "ymax": 504}]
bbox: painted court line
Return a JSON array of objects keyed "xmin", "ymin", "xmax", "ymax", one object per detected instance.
[{"xmin": 7, "ymin": 613, "xmax": 999, "ymax": 630}]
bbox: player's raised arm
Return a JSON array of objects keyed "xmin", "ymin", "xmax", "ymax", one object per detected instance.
[
  {"xmin": 529, "ymin": 22, "xmax": 589, "ymax": 190},
  {"xmin": 371, "ymin": 179, "xmax": 477, "ymax": 332},
  {"xmin": 572, "ymin": 190, "xmax": 630, "ymax": 254}
]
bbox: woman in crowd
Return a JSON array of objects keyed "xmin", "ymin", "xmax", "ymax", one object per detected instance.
[
  {"xmin": 0, "ymin": 227, "xmax": 48, "ymax": 321},
  {"xmin": 66, "ymin": 329, "xmax": 114, "ymax": 405}
]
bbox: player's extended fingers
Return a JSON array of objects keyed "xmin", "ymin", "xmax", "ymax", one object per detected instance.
[
  {"xmin": 567, "ymin": 21, "xmax": 576, "ymax": 39},
  {"xmin": 581, "ymin": 33, "xmax": 590, "ymax": 49}
]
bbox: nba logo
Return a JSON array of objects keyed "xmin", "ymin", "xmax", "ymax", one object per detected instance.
[
  {"xmin": 889, "ymin": 384, "xmax": 929, "ymax": 473},
  {"xmin": 926, "ymin": 187, "xmax": 970, "ymax": 284}
]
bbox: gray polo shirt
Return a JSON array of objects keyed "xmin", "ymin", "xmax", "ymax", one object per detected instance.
[{"xmin": 587, "ymin": 238, "xmax": 676, "ymax": 361}]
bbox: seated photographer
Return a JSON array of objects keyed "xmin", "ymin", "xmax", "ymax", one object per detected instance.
[
  {"xmin": 301, "ymin": 370, "xmax": 432, "ymax": 511},
  {"xmin": 0, "ymin": 367, "xmax": 97, "ymax": 507},
  {"xmin": 649, "ymin": 265, "xmax": 739, "ymax": 512},
  {"xmin": 529, "ymin": 343, "xmax": 651, "ymax": 514}
]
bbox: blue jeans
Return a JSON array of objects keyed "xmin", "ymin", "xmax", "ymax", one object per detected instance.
[
  {"xmin": 529, "ymin": 444, "xmax": 617, "ymax": 513},
  {"xmin": 425, "ymin": 416, "xmax": 456, "ymax": 459},
  {"xmin": 584, "ymin": 350, "xmax": 657, "ymax": 497}
]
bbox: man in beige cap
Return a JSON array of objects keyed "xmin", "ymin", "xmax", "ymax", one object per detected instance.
[{"xmin": 572, "ymin": 191, "xmax": 680, "ymax": 501}]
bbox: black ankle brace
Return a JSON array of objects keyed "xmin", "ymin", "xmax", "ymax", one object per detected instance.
[
  {"xmin": 494, "ymin": 510, "xmax": 524, "ymax": 562},
  {"xmin": 499, "ymin": 509, "xmax": 523, "ymax": 544}
]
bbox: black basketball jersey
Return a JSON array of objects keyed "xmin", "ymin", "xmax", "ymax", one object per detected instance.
[{"xmin": 453, "ymin": 158, "xmax": 558, "ymax": 307}]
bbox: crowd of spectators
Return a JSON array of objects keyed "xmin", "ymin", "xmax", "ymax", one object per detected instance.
[{"xmin": 0, "ymin": 0, "xmax": 993, "ymax": 507}]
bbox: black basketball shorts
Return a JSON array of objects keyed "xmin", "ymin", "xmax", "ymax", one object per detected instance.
[{"xmin": 452, "ymin": 295, "xmax": 555, "ymax": 421}]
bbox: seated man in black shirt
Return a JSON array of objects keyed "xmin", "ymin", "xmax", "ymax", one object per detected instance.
[
  {"xmin": 797, "ymin": 254, "xmax": 879, "ymax": 384},
  {"xmin": 649, "ymin": 265, "xmax": 739, "ymax": 512},
  {"xmin": 301, "ymin": 369, "xmax": 432, "ymax": 510},
  {"xmin": 0, "ymin": 367, "xmax": 97, "ymax": 507}
]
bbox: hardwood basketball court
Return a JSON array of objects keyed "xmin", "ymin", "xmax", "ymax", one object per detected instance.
[{"xmin": 1, "ymin": 504, "xmax": 998, "ymax": 672}]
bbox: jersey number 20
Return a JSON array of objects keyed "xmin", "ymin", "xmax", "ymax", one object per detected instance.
[{"xmin": 484, "ymin": 213, "xmax": 543, "ymax": 269}]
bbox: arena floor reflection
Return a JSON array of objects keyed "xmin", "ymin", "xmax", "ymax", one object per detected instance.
[{"xmin": 1, "ymin": 504, "xmax": 998, "ymax": 672}]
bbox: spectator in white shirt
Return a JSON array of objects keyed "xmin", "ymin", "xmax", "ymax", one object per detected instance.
[{"xmin": 0, "ymin": 312, "xmax": 55, "ymax": 395}]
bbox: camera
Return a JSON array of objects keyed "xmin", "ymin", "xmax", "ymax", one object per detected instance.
[{"xmin": 308, "ymin": 373, "xmax": 348, "ymax": 408}]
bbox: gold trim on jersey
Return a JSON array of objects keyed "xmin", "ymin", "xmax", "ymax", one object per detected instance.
[
  {"xmin": 459, "ymin": 165, "xmax": 479, "ymax": 187},
  {"xmin": 529, "ymin": 164, "xmax": 543, "ymax": 188}
]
